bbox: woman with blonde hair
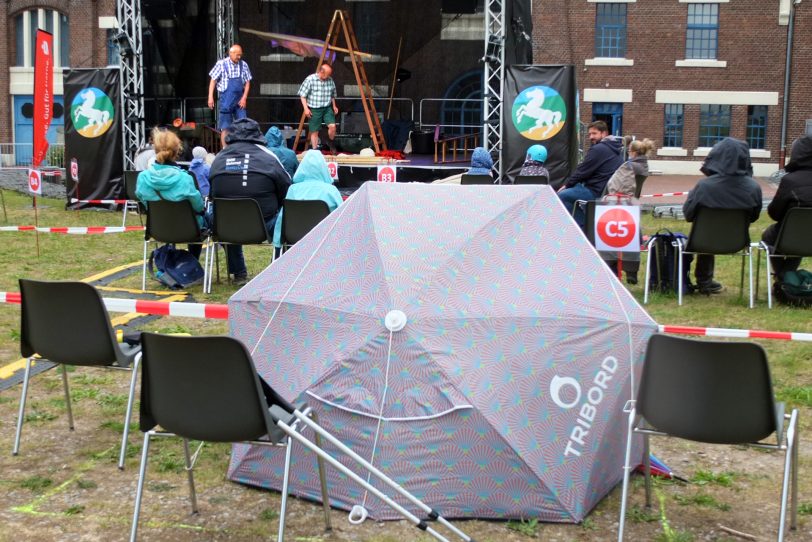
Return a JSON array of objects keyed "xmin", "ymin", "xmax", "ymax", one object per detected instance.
[{"xmin": 136, "ymin": 127, "xmax": 206, "ymax": 257}]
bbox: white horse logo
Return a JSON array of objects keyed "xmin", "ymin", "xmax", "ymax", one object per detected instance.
[
  {"xmin": 516, "ymin": 88, "xmax": 562, "ymax": 139},
  {"xmin": 74, "ymin": 90, "xmax": 110, "ymax": 136}
]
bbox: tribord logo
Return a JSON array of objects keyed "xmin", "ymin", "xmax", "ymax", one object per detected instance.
[{"xmin": 549, "ymin": 355, "xmax": 619, "ymax": 457}]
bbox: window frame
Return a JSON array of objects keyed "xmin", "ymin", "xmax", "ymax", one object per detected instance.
[
  {"xmin": 686, "ymin": 3, "xmax": 719, "ymax": 60},
  {"xmin": 698, "ymin": 103, "xmax": 731, "ymax": 148},
  {"xmin": 595, "ymin": 3, "xmax": 628, "ymax": 58},
  {"xmin": 663, "ymin": 104, "xmax": 685, "ymax": 148},
  {"xmin": 746, "ymin": 105, "xmax": 768, "ymax": 150}
]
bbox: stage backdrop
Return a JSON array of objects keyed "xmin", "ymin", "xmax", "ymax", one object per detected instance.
[
  {"xmin": 503, "ymin": 65, "xmax": 577, "ymax": 187},
  {"xmin": 64, "ymin": 68, "xmax": 123, "ymax": 209}
]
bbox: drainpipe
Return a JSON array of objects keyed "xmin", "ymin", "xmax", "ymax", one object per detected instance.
[{"xmin": 780, "ymin": 0, "xmax": 801, "ymax": 169}]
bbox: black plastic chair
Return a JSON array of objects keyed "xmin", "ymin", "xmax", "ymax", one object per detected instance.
[
  {"xmin": 123, "ymin": 170, "xmax": 145, "ymax": 226},
  {"xmin": 141, "ymin": 199, "xmax": 208, "ymax": 291},
  {"xmin": 633, "ymin": 173, "xmax": 648, "ymax": 199},
  {"xmin": 205, "ymin": 198, "xmax": 274, "ymax": 293},
  {"xmin": 676, "ymin": 207, "xmax": 754, "ymax": 307},
  {"xmin": 130, "ymin": 333, "xmax": 473, "ymax": 542},
  {"xmin": 514, "ymin": 174, "xmax": 549, "ymax": 185},
  {"xmin": 617, "ymin": 334, "xmax": 799, "ymax": 542},
  {"xmin": 280, "ymin": 199, "xmax": 331, "ymax": 253},
  {"xmin": 13, "ymin": 279, "xmax": 141, "ymax": 471},
  {"xmin": 460, "ymin": 174, "xmax": 494, "ymax": 185},
  {"xmin": 129, "ymin": 333, "xmax": 332, "ymax": 542},
  {"xmin": 757, "ymin": 207, "xmax": 812, "ymax": 308}
]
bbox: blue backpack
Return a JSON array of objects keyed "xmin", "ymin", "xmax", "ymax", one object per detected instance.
[
  {"xmin": 647, "ymin": 230, "xmax": 694, "ymax": 294},
  {"xmin": 148, "ymin": 244, "xmax": 204, "ymax": 289}
]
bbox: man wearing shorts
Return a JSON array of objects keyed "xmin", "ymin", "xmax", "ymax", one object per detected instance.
[
  {"xmin": 298, "ymin": 63, "xmax": 339, "ymax": 153},
  {"xmin": 208, "ymin": 44, "xmax": 252, "ymax": 148}
]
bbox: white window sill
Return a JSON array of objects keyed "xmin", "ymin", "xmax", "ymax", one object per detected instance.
[
  {"xmin": 750, "ymin": 149, "xmax": 771, "ymax": 159},
  {"xmin": 693, "ymin": 147, "xmax": 713, "ymax": 157},
  {"xmin": 676, "ymin": 59, "xmax": 727, "ymax": 68},
  {"xmin": 679, "ymin": 0, "xmax": 728, "ymax": 2},
  {"xmin": 585, "ymin": 58, "xmax": 634, "ymax": 67},
  {"xmin": 588, "ymin": 0, "xmax": 636, "ymax": 2},
  {"xmin": 657, "ymin": 147, "xmax": 688, "ymax": 157}
]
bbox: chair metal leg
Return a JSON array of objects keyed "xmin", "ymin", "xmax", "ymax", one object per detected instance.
[
  {"xmin": 310, "ymin": 412, "xmax": 333, "ymax": 532},
  {"xmin": 12, "ymin": 357, "xmax": 33, "ymax": 455},
  {"xmin": 643, "ymin": 239, "xmax": 653, "ymax": 304},
  {"xmin": 130, "ymin": 431, "xmax": 152, "ymax": 542},
  {"xmin": 277, "ymin": 435, "xmax": 294, "ymax": 542},
  {"xmin": 778, "ymin": 409, "xmax": 799, "ymax": 541},
  {"xmin": 122, "ymin": 204, "xmax": 128, "ymax": 228},
  {"xmin": 61, "ymin": 364, "xmax": 75, "ymax": 431},
  {"xmin": 677, "ymin": 244, "xmax": 684, "ymax": 306},
  {"xmin": 765, "ymin": 245, "xmax": 774, "ymax": 309},
  {"xmin": 643, "ymin": 433, "xmax": 652, "ymax": 508},
  {"xmin": 142, "ymin": 241, "xmax": 148, "ymax": 291},
  {"xmin": 617, "ymin": 406, "xmax": 637, "ymax": 542},
  {"xmin": 182, "ymin": 438, "xmax": 199, "ymax": 514},
  {"xmin": 748, "ymin": 248, "xmax": 754, "ymax": 309},
  {"xmin": 118, "ymin": 353, "xmax": 141, "ymax": 470},
  {"xmin": 791, "ymin": 411, "xmax": 799, "ymax": 531}
]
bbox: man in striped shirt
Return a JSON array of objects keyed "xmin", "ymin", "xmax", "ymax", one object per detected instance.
[
  {"xmin": 208, "ymin": 44, "xmax": 252, "ymax": 148},
  {"xmin": 298, "ymin": 63, "xmax": 339, "ymax": 153}
]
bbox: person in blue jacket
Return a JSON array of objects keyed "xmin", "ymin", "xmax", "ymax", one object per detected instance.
[
  {"xmin": 467, "ymin": 147, "xmax": 494, "ymax": 176},
  {"xmin": 136, "ymin": 127, "xmax": 206, "ymax": 258},
  {"xmin": 273, "ymin": 149, "xmax": 343, "ymax": 248},
  {"xmin": 265, "ymin": 126, "xmax": 299, "ymax": 178},
  {"xmin": 188, "ymin": 146, "xmax": 211, "ymax": 197},
  {"xmin": 557, "ymin": 120, "xmax": 623, "ymax": 228}
]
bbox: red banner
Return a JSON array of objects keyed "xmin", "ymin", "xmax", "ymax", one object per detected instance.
[{"xmin": 32, "ymin": 30, "xmax": 54, "ymax": 169}]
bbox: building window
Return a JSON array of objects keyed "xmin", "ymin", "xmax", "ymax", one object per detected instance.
[
  {"xmin": 686, "ymin": 4, "xmax": 719, "ymax": 59},
  {"xmin": 106, "ymin": 29, "xmax": 120, "ymax": 66},
  {"xmin": 595, "ymin": 4, "xmax": 627, "ymax": 58},
  {"xmin": 592, "ymin": 102, "xmax": 623, "ymax": 136},
  {"xmin": 440, "ymin": 70, "xmax": 483, "ymax": 137},
  {"xmin": 698, "ymin": 104, "xmax": 730, "ymax": 147},
  {"xmin": 664, "ymin": 104, "xmax": 684, "ymax": 148},
  {"xmin": 747, "ymin": 105, "xmax": 768, "ymax": 150},
  {"xmin": 13, "ymin": 9, "xmax": 70, "ymax": 67}
]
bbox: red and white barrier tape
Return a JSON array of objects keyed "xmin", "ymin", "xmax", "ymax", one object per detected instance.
[
  {"xmin": 638, "ymin": 191, "xmax": 690, "ymax": 199},
  {"xmin": 0, "ymin": 225, "xmax": 144, "ymax": 234},
  {"xmin": 70, "ymin": 198, "xmax": 131, "ymax": 205},
  {"xmin": 1, "ymin": 291, "xmax": 811, "ymax": 340}
]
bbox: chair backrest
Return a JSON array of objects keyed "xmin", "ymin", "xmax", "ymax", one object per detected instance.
[
  {"xmin": 685, "ymin": 207, "xmax": 751, "ymax": 254},
  {"xmin": 583, "ymin": 200, "xmax": 597, "ymax": 245},
  {"xmin": 634, "ymin": 174, "xmax": 648, "ymax": 199},
  {"xmin": 212, "ymin": 198, "xmax": 269, "ymax": 244},
  {"xmin": 145, "ymin": 199, "xmax": 202, "ymax": 243},
  {"xmin": 774, "ymin": 207, "xmax": 812, "ymax": 257},
  {"xmin": 19, "ymin": 279, "xmax": 120, "ymax": 366},
  {"xmin": 637, "ymin": 334, "xmax": 778, "ymax": 444},
  {"xmin": 281, "ymin": 199, "xmax": 331, "ymax": 246},
  {"xmin": 460, "ymin": 174, "xmax": 494, "ymax": 185},
  {"xmin": 139, "ymin": 333, "xmax": 278, "ymax": 443},
  {"xmin": 514, "ymin": 174, "xmax": 549, "ymax": 185},
  {"xmin": 124, "ymin": 170, "xmax": 140, "ymax": 201}
]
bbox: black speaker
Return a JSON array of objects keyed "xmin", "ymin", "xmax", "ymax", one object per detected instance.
[{"xmin": 441, "ymin": 0, "xmax": 477, "ymax": 14}]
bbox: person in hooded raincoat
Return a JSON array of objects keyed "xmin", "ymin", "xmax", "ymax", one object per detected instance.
[
  {"xmin": 761, "ymin": 135, "xmax": 812, "ymax": 277},
  {"xmin": 272, "ymin": 149, "xmax": 343, "ymax": 248},
  {"xmin": 682, "ymin": 137, "xmax": 762, "ymax": 294},
  {"xmin": 265, "ymin": 126, "xmax": 299, "ymax": 178},
  {"xmin": 467, "ymin": 147, "xmax": 494, "ymax": 177},
  {"xmin": 136, "ymin": 127, "xmax": 206, "ymax": 258},
  {"xmin": 188, "ymin": 146, "xmax": 211, "ymax": 197},
  {"xmin": 209, "ymin": 118, "xmax": 291, "ymax": 284}
]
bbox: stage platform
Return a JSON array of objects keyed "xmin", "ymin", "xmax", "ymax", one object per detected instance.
[{"xmin": 332, "ymin": 153, "xmax": 468, "ymax": 194}]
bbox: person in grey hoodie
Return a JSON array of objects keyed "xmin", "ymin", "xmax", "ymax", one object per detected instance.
[
  {"xmin": 761, "ymin": 135, "xmax": 812, "ymax": 277},
  {"xmin": 265, "ymin": 126, "xmax": 299, "ymax": 178},
  {"xmin": 682, "ymin": 137, "xmax": 762, "ymax": 294}
]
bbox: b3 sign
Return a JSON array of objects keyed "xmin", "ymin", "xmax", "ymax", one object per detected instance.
[
  {"xmin": 594, "ymin": 205, "xmax": 640, "ymax": 252},
  {"xmin": 377, "ymin": 165, "xmax": 396, "ymax": 183}
]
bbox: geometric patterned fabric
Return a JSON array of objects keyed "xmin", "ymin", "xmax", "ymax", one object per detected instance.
[{"xmin": 227, "ymin": 182, "xmax": 657, "ymax": 522}]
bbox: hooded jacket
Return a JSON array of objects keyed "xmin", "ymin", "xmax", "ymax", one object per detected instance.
[
  {"xmin": 605, "ymin": 155, "xmax": 650, "ymax": 196},
  {"xmin": 135, "ymin": 162, "xmax": 205, "ymax": 227},
  {"xmin": 272, "ymin": 150, "xmax": 343, "ymax": 247},
  {"xmin": 683, "ymin": 137, "xmax": 762, "ymax": 223},
  {"xmin": 209, "ymin": 118, "xmax": 291, "ymax": 221},
  {"xmin": 188, "ymin": 158, "xmax": 211, "ymax": 197},
  {"xmin": 767, "ymin": 135, "xmax": 812, "ymax": 223},
  {"xmin": 265, "ymin": 126, "xmax": 299, "ymax": 178},
  {"xmin": 565, "ymin": 135, "xmax": 624, "ymax": 195},
  {"xmin": 467, "ymin": 147, "xmax": 493, "ymax": 176}
]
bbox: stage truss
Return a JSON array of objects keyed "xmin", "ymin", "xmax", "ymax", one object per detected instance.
[
  {"xmin": 484, "ymin": 0, "xmax": 506, "ymax": 180},
  {"xmin": 117, "ymin": 0, "xmax": 145, "ymax": 170}
]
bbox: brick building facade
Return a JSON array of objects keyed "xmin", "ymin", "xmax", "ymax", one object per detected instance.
[
  {"xmin": 0, "ymin": 0, "xmax": 116, "ymax": 158},
  {"xmin": 533, "ymin": 0, "xmax": 810, "ymax": 175}
]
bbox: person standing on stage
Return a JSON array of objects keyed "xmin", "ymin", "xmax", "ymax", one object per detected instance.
[
  {"xmin": 298, "ymin": 63, "xmax": 339, "ymax": 153},
  {"xmin": 208, "ymin": 44, "xmax": 252, "ymax": 148}
]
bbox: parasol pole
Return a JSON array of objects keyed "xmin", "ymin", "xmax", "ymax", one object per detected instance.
[{"xmin": 386, "ymin": 36, "xmax": 403, "ymax": 120}]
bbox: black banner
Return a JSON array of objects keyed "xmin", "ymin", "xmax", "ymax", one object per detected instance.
[
  {"xmin": 503, "ymin": 65, "xmax": 577, "ymax": 187},
  {"xmin": 64, "ymin": 68, "xmax": 123, "ymax": 208}
]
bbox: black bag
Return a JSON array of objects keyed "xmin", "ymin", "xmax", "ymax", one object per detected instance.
[
  {"xmin": 773, "ymin": 269, "xmax": 812, "ymax": 307},
  {"xmin": 647, "ymin": 230, "xmax": 694, "ymax": 294},
  {"xmin": 148, "ymin": 244, "xmax": 204, "ymax": 289}
]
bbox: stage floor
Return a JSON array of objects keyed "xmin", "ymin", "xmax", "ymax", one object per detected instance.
[{"xmin": 335, "ymin": 152, "xmax": 467, "ymax": 193}]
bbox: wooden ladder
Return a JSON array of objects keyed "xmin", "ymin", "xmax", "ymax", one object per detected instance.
[{"xmin": 293, "ymin": 10, "xmax": 387, "ymax": 153}]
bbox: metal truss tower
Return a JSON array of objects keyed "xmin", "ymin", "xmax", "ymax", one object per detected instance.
[
  {"xmin": 483, "ymin": 0, "xmax": 506, "ymax": 181},
  {"xmin": 216, "ymin": 0, "xmax": 235, "ymax": 58},
  {"xmin": 117, "ymin": 0, "xmax": 145, "ymax": 170}
]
